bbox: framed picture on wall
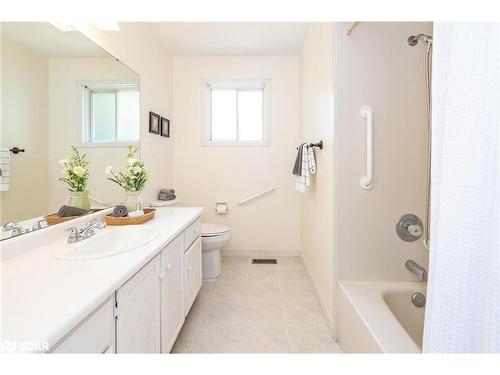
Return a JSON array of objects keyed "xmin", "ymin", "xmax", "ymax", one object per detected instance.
[
  {"xmin": 149, "ymin": 112, "xmax": 160, "ymax": 134},
  {"xmin": 160, "ymin": 117, "xmax": 170, "ymax": 137}
]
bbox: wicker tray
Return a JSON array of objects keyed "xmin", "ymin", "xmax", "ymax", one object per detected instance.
[
  {"xmin": 105, "ymin": 208, "xmax": 156, "ymax": 226},
  {"xmin": 45, "ymin": 209, "xmax": 101, "ymax": 226}
]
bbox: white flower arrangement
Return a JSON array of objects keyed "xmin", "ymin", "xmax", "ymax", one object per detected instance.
[
  {"xmin": 106, "ymin": 145, "xmax": 148, "ymax": 192},
  {"xmin": 59, "ymin": 146, "xmax": 90, "ymax": 192}
]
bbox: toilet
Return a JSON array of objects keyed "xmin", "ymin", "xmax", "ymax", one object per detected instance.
[{"xmin": 201, "ymin": 223, "xmax": 231, "ymax": 279}]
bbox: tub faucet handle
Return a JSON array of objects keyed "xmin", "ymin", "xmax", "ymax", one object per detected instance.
[
  {"xmin": 407, "ymin": 224, "xmax": 422, "ymax": 237},
  {"xmin": 396, "ymin": 214, "xmax": 424, "ymax": 242}
]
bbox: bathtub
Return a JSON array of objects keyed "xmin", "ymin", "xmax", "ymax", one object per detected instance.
[{"xmin": 337, "ymin": 281, "xmax": 426, "ymax": 353}]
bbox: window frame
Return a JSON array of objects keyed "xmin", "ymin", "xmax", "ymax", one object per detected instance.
[
  {"xmin": 203, "ymin": 79, "xmax": 270, "ymax": 146},
  {"xmin": 78, "ymin": 80, "xmax": 140, "ymax": 148}
]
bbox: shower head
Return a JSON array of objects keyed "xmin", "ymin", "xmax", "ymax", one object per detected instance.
[{"xmin": 407, "ymin": 34, "xmax": 433, "ymax": 47}]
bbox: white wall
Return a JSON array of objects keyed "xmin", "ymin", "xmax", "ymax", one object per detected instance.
[
  {"xmin": 172, "ymin": 56, "xmax": 301, "ymax": 253},
  {"xmin": 47, "ymin": 57, "xmax": 138, "ymax": 211},
  {"xmin": 299, "ymin": 23, "xmax": 335, "ymax": 330},
  {"xmin": 0, "ymin": 37, "xmax": 49, "ymax": 222},
  {"xmin": 76, "ymin": 23, "xmax": 174, "ymax": 205},
  {"xmin": 333, "ymin": 22, "xmax": 432, "ymax": 284}
]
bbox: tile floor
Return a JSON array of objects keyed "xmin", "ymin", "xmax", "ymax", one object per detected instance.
[{"xmin": 171, "ymin": 256, "xmax": 342, "ymax": 353}]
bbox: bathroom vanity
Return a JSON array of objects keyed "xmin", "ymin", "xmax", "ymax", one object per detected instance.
[{"xmin": 1, "ymin": 207, "xmax": 203, "ymax": 353}]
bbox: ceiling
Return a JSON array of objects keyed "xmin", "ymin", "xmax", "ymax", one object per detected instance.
[
  {"xmin": 145, "ymin": 22, "xmax": 308, "ymax": 56},
  {"xmin": 1, "ymin": 22, "xmax": 109, "ymax": 58}
]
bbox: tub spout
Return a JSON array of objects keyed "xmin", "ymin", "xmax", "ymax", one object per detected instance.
[{"xmin": 405, "ymin": 260, "xmax": 427, "ymax": 281}]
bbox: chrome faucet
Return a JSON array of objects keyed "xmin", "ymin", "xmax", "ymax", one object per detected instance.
[
  {"xmin": 3, "ymin": 222, "xmax": 28, "ymax": 236},
  {"xmin": 66, "ymin": 220, "xmax": 106, "ymax": 243},
  {"xmin": 405, "ymin": 260, "xmax": 427, "ymax": 281},
  {"xmin": 32, "ymin": 219, "xmax": 47, "ymax": 231}
]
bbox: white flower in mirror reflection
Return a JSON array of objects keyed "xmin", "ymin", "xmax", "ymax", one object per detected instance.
[
  {"xmin": 72, "ymin": 165, "xmax": 86, "ymax": 177},
  {"xmin": 132, "ymin": 166, "xmax": 142, "ymax": 174},
  {"xmin": 105, "ymin": 165, "xmax": 113, "ymax": 175}
]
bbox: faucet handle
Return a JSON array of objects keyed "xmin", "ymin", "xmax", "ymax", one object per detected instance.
[
  {"xmin": 407, "ymin": 224, "xmax": 423, "ymax": 237},
  {"xmin": 87, "ymin": 219, "xmax": 105, "ymax": 229},
  {"xmin": 32, "ymin": 219, "xmax": 47, "ymax": 231},
  {"xmin": 3, "ymin": 222, "xmax": 15, "ymax": 231},
  {"xmin": 65, "ymin": 226, "xmax": 78, "ymax": 237}
]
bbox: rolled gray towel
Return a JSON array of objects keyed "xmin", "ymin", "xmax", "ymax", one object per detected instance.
[
  {"xmin": 112, "ymin": 204, "xmax": 128, "ymax": 217},
  {"xmin": 160, "ymin": 188, "xmax": 175, "ymax": 194},
  {"xmin": 57, "ymin": 205, "xmax": 90, "ymax": 217},
  {"xmin": 158, "ymin": 192, "xmax": 176, "ymax": 201}
]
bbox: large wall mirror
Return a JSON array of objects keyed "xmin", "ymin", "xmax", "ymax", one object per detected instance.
[{"xmin": 1, "ymin": 22, "xmax": 140, "ymax": 240}]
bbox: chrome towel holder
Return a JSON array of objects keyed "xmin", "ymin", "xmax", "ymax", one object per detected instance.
[{"xmin": 297, "ymin": 141, "xmax": 323, "ymax": 150}]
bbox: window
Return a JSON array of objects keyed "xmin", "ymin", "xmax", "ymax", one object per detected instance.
[
  {"xmin": 80, "ymin": 82, "xmax": 139, "ymax": 144},
  {"xmin": 204, "ymin": 80, "xmax": 269, "ymax": 145}
]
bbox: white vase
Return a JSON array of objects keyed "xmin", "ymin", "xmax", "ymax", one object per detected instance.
[
  {"xmin": 68, "ymin": 190, "xmax": 90, "ymax": 210},
  {"xmin": 124, "ymin": 191, "xmax": 142, "ymax": 212}
]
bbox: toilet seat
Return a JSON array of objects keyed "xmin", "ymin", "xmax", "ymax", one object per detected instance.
[{"xmin": 201, "ymin": 223, "xmax": 230, "ymax": 237}]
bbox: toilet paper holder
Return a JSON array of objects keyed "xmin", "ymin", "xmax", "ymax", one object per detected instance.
[{"xmin": 215, "ymin": 202, "xmax": 228, "ymax": 215}]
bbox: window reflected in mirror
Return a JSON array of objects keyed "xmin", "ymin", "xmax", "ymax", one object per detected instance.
[{"xmin": 82, "ymin": 82, "xmax": 140, "ymax": 144}]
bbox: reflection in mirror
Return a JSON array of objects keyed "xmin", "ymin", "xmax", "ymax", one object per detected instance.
[{"xmin": 1, "ymin": 22, "xmax": 140, "ymax": 240}]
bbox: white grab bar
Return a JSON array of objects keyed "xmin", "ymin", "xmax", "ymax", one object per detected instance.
[
  {"xmin": 360, "ymin": 106, "xmax": 374, "ymax": 190},
  {"xmin": 89, "ymin": 195, "xmax": 111, "ymax": 206},
  {"xmin": 64, "ymin": 195, "xmax": 111, "ymax": 207},
  {"xmin": 237, "ymin": 186, "xmax": 276, "ymax": 206}
]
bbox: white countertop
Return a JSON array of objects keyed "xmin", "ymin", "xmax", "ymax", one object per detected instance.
[{"xmin": 1, "ymin": 207, "xmax": 203, "ymax": 352}]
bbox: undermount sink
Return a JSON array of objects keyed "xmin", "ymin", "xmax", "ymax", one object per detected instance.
[{"xmin": 52, "ymin": 226, "xmax": 160, "ymax": 260}]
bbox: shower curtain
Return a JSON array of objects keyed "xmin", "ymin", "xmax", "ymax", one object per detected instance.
[{"xmin": 423, "ymin": 23, "xmax": 500, "ymax": 353}]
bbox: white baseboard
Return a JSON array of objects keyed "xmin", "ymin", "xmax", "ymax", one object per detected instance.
[
  {"xmin": 221, "ymin": 249, "xmax": 301, "ymax": 257},
  {"xmin": 301, "ymin": 255, "xmax": 336, "ymax": 339}
]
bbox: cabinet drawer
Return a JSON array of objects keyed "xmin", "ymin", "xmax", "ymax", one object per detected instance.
[
  {"xmin": 184, "ymin": 237, "xmax": 202, "ymax": 314},
  {"xmin": 51, "ymin": 296, "xmax": 114, "ymax": 353},
  {"xmin": 184, "ymin": 219, "xmax": 201, "ymax": 251}
]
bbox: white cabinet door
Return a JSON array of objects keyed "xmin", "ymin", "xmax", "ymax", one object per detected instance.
[
  {"xmin": 116, "ymin": 255, "xmax": 161, "ymax": 353},
  {"xmin": 51, "ymin": 296, "xmax": 115, "ymax": 353},
  {"xmin": 184, "ymin": 219, "xmax": 201, "ymax": 250},
  {"xmin": 160, "ymin": 234, "xmax": 185, "ymax": 353},
  {"xmin": 184, "ymin": 236, "xmax": 202, "ymax": 315}
]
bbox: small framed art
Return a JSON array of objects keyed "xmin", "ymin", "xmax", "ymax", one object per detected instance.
[
  {"xmin": 149, "ymin": 112, "xmax": 160, "ymax": 134},
  {"xmin": 160, "ymin": 117, "xmax": 170, "ymax": 137}
]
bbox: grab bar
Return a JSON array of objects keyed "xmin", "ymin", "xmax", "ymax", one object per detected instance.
[
  {"xmin": 88, "ymin": 195, "xmax": 111, "ymax": 206},
  {"xmin": 237, "ymin": 186, "xmax": 276, "ymax": 206},
  {"xmin": 360, "ymin": 106, "xmax": 374, "ymax": 190},
  {"xmin": 64, "ymin": 195, "xmax": 111, "ymax": 207}
]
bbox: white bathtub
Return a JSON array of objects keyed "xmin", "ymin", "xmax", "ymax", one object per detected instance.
[{"xmin": 337, "ymin": 281, "xmax": 426, "ymax": 353}]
